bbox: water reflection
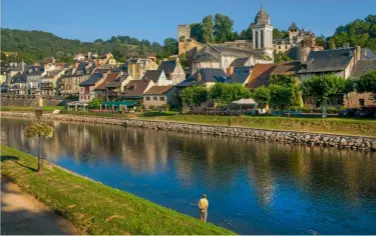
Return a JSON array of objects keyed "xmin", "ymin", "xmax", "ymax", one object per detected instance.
[{"xmin": 2, "ymin": 118, "xmax": 376, "ymax": 234}]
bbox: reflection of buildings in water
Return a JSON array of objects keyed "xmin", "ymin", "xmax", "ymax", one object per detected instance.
[{"xmin": 246, "ymin": 142, "xmax": 276, "ymax": 208}]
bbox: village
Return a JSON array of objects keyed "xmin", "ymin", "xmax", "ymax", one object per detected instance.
[{"xmin": 1, "ymin": 8, "xmax": 375, "ymax": 116}]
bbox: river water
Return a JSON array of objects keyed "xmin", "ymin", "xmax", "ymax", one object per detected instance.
[{"xmin": 2, "ymin": 118, "xmax": 376, "ymax": 235}]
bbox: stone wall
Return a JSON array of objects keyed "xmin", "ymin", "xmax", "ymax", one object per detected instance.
[{"xmin": 1, "ymin": 111, "xmax": 376, "ymax": 151}]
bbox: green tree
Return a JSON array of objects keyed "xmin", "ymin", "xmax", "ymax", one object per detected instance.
[
  {"xmin": 239, "ymin": 26, "xmax": 253, "ymax": 40},
  {"xmin": 24, "ymin": 122, "xmax": 55, "ymax": 173},
  {"xmin": 251, "ymin": 86, "xmax": 271, "ymax": 109},
  {"xmin": 269, "ymin": 74, "xmax": 302, "ymax": 107},
  {"xmin": 357, "ymin": 69, "xmax": 376, "ymax": 99},
  {"xmin": 88, "ymin": 98, "xmax": 103, "ymax": 109},
  {"xmin": 190, "ymin": 23, "xmax": 203, "ymax": 42},
  {"xmin": 269, "ymin": 85, "xmax": 294, "ymax": 111},
  {"xmin": 162, "ymin": 38, "xmax": 178, "ymax": 58},
  {"xmin": 202, "ymin": 15, "xmax": 214, "ymax": 43},
  {"xmin": 300, "ymin": 74, "xmax": 350, "ymax": 117},
  {"xmin": 315, "ymin": 35, "xmax": 327, "ymax": 47},
  {"xmin": 213, "ymin": 14, "xmax": 234, "ymax": 43},
  {"xmin": 209, "ymin": 83, "xmax": 251, "ymax": 107},
  {"xmin": 274, "ymin": 52, "xmax": 292, "ymax": 63},
  {"xmin": 180, "ymin": 86, "xmax": 208, "ymax": 109}
]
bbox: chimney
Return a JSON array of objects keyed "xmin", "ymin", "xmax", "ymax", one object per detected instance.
[
  {"xmin": 21, "ymin": 61, "xmax": 25, "ymax": 72},
  {"xmin": 175, "ymin": 57, "xmax": 180, "ymax": 64},
  {"xmin": 355, "ymin": 45, "xmax": 361, "ymax": 61},
  {"xmin": 363, "ymin": 48, "xmax": 368, "ymax": 57},
  {"xmin": 343, "ymin": 42, "xmax": 350, "ymax": 48}
]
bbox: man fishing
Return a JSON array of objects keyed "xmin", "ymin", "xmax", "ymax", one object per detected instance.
[{"xmin": 198, "ymin": 194, "xmax": 209, "ymax": 222}]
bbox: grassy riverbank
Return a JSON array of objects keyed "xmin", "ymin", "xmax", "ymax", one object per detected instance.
[
  {"xmin": 1, "ymin": 107, "xmax": 376, "ymax": 136},
  {"xmin": 0, "ymin": 106, "xmax": 63, "ymax": 112},
  {"xmin": 0, "ymin": 146, "xmax": 235, "ymax": 235}
]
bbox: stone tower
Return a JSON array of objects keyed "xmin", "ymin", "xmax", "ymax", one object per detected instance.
[
  {"xmin": 251, "ymin": 7, "xmax": 274, "ymax": 58},
  {"xmin": 288, "ymin": 22, "xmax": 299, "ymax": 45},
  {"xmin": 178, "ymin": 25, "xmax": 191, "ymax": 42}
]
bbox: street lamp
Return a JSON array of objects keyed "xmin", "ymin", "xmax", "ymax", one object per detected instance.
[{"xmin": 35, "ymin": 106, "xmax": 43, "ymax": 122}]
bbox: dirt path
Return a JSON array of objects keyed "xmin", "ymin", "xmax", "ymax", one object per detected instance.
[{"xmin": 1, "ymin": 176, "xmax": 81, "ymax": 235}]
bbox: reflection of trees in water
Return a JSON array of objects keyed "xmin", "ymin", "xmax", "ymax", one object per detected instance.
[{"xmin": 2, "ymin": 118, "xmax": 376, "ymax": 207}]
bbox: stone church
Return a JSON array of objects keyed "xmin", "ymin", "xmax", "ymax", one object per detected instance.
[{"xmin": 178, "ymin": 7, "xmax": 275, "ymax": 74}]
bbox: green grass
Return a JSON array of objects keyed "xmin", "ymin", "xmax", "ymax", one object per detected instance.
[
  {"xmin": 0, "ymin": 146, "xmax": 235, "ymax": 235},
  {"xmin": 139, "ymin": 114, "xmax": 376, "ymax": 137},
  {"xmin": 1, "ymin": 106, "xmax": 63, "ymax": 112}
]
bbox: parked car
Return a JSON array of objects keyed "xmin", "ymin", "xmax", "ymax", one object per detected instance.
[
  {"xmin": 354, "ymin": 106, "xmax": 376, "ymax": 118},
  {"xmin": 338, "ymin": 108, "xmax": 359, "ymax": 117}
]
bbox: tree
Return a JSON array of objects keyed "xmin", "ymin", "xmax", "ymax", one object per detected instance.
[
  {"xmin": 209, "ymin": 83, "xmax": 251, "ymax": 107},
  {"xmin": 202, "ymin": 15, "xmax": 214, "ymax": 43},
  {"xmin": 213, "ymin": 14, "xmax": 234, "ymax": 43},
  {"xmin": 315, "ymin": 35, "xmax": 326, "ymax": 47},
  {"xmin": 88, "ymin": 98, "xmax": 103, "ymax": 109},
  {"xmin": 274, "ymin": 52, "xmax": 292, "ymax": 63},
  {"xmin": 162, "ymin": 38, "xmax": 178, "ymax": 58},
  {"xmin": 251, "ymin": 86, "xmax": 271, "ymax": 109},
  {"xmin": 180, "ymin": 86, "xmax": 208, "ymax": 109},
  {"xmin": 273, "ymin": 29, "xmax": 289, "ymax": 39},
  {"xmin": 190, "ymin": 23, "xmax": 203, "ymax": 42},
  {"xmin": 239, "ymin": 26, "xmax": 253, "ymax": 40},
  {"xmin": 269, "ymin": 85, "xmax": 294, "ymax": 111},
  {"xmin": 300, "ymin": 74, "xmax": 350, "ymax": 117},
  {"xmin": 357, "ymin": 69, "xmax": 376, "ymax": 99},
  {"xmin": 269, "ymin": 74, "xmax": 302, "ymax": 107},
  {"xmin": 24, "ymin": 122, "xmax": 55, "ymax": 173}
]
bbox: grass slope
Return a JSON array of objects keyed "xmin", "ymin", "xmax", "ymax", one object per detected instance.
[{"xmin": 0, "ymin": 146, "xmax": 235, "ymax": 235}]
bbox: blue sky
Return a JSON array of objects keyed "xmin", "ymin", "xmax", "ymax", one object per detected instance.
[{"xmin": 1, "ymin": 0, "xmax": 375, "ymax": 43}]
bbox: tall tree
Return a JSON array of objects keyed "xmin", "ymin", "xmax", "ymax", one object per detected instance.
[
  {"xmin": 356, "ymin": 69, "xmax": 376, "ymax": 99},
  {"xmin": 190, "ymin": 23, "xmax": 203, "ymax": 42},
  {"xmin": 180, "ymin": 86, "xmax": 208, "ymax": 110},
  {"xmin": 162, "ymin": 38, "xmax": 178, "ymax": 58},
  {"xmin": 269, "ymin": 85, "xmax": 294, "ymax": 111},
  {"xmin": 300, "ymin": 74, "xmax": 351, "ymax": 117},
  {"xmin": 209, "ymin": 83, "xmax": 251, "ymax": 107},
  {"xmin": 251, "ymin": 86, "xmax": 271, "ymax": 109},
  {"xmin": 202, "ymin": 15, "xmax": 214, "ymax": 43},
  {"xmin": 213, "ymin": 14, "xmax": 234, "ymax": 43}
]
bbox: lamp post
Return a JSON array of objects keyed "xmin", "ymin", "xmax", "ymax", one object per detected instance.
[
  {"xmin": 35, "ymin": 106, "xmax": 44, "ymax": 172},
  {"xmin": 35, "ymin": 106, "xmax": 43, "ymax": 122}
]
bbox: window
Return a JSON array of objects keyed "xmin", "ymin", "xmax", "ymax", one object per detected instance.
[
  {"xmin": 278, "ymin": 46, "xmax": 281, "ymax": 49},
  {"xmin": 81, "ymin": 96, "xmax": 83, "ymax": 100},
  {"xmin": 260, "ymin": 30, "xmax": 264, "ymax": 48},
  {"xmin": 285, "ymin": 46, "xmax": 288, "ymax": 49},
  {"xmin": 153, "ymin": 96, "xmax": 158, "ymax": 101},
  {"xmin": 160, "ymin": 96, "xmax": 165, "ymax": 101},
  {"xmin": 359, "ymin": 99, "xmax": 365, "ymax": 107},
  {"xmin": 255, "ymin": 31, "xmax": 259, "ymax": 49},
  {"xmin": 145, "ymin": 97, "xmax": 151, "ymax": 101}
]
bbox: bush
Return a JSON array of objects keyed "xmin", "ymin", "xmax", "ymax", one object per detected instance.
[{"xmin": 162, "ymin": 104, "xmax": 171, "ymax": 111}]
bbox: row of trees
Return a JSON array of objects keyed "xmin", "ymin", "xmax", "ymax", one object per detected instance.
[
  {"xmin": 179, "ymin": 70, "xmax": 376, "ymax": 117},
  {"xmin": 1, "ymin": 28, "xmax": 178, "ymax": 64}
]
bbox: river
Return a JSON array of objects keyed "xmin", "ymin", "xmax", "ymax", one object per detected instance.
[{"xmin": 2, "ymin": 118, "xmax": 376, "ymax": 235}]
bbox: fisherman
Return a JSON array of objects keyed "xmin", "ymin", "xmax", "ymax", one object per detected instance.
[{"xmin": 198, "ymin": 194, "xmax": 209, "ymax": 222}]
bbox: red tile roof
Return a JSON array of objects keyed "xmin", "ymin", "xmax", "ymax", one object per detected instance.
[
  {"xmin": 95, "ymin": 71, "xmax": 120, "ymax": 90},
  {"xmin": 247, "ymin": 64, "xmax": 277, "ymax": 89},
  {"xmin": 270, "ymin": 61, "xmax": 301, "ymax": 76},
  {"xmin": 144, "ymin": 85, "xmax": 173, "ymax": 95}
]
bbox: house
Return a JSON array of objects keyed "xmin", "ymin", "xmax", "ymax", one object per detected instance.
[
  {"xmin": 345, "ymin": 59, "xmax": 376, "ymax": 108},
  {"xmin": 118, "ymin": 79, "xmax": 154, "ymax": 102},
  {"xmin": 143, "ymin": 85, "xmax": 178, "ymax": 107},
  {"xmin": 94, "ymin": 70, "xmax": 121, "ymax": 100},
  {"xmin": 74, "ymin": 53, "xmax": 86, "ymax": 61},
  {"xmin": 192, "ymin": 44, "xmax": 272, "ymax": 74},
  {"xmin": 105, "ymin": 73, "xmax": 135, "ymax": 100},
  {"xmin": 297, "ymin": 47, "xmax": 360, "ymax": 80},
  {"xmin": 126, "ymin": 57, "xmax": 159, "ymax": 80},
  {"xmin": 60, "ymin": 74, "xmax": 90, "ymax": 96},
  {"xmin": 142, "ymin": 70, "xmax": 172, "ymax": 86},
  {"xmin": 178, "ymin": 68, "xmax": 229, "ymax": 88},
  {"xmin": 9, "ymin": 65, "xmax": 44, "ymax": 95},
  {"xmin": 158, "ymin": 59, "xmax": 186, "ymax": 84},
  {"xmin": 79, "ymin": 72, "xmax": 105, "ymax": 101},
  {"xmin": 247, "ymin": 64, "xmax": 277, "ymax": 89},
  {"xmin": 40, "ymin": 69, "xmax": 66, "ymax": 96}
]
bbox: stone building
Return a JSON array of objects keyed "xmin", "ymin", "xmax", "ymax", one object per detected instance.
[
  {"xmin": 158, "ymin": 58, "xmax": 186, "ymax": 84},
  {"xmin": 126, "ymin": 57, "xmax": 159, "ymax": 80},
  {"xmin": 143, "ymin": 85, "xmax": 178, "ymax": 108}
]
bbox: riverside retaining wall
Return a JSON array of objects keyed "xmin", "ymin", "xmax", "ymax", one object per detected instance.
[{"xmin": 2, "ymin": 111, "xmax": 376, "ymax": 151}]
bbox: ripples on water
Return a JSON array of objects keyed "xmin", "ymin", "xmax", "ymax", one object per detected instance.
[{"xmin": 2, "ymin": 118, "xmax": 376, "ymax": 235}]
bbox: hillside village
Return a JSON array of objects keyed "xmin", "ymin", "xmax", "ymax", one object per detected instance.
[{"xmin": 1, "ymin": 8, "xmax": 376, "ymax": 111}]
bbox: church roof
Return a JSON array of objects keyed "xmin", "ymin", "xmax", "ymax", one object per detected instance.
[
  {"xmin": 255, "ymin": 7, "xmax": 270, "ymax": 25},
  {"xmin": 289, "ymin": 22, "xmax": 299, "ymax": 31}
]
